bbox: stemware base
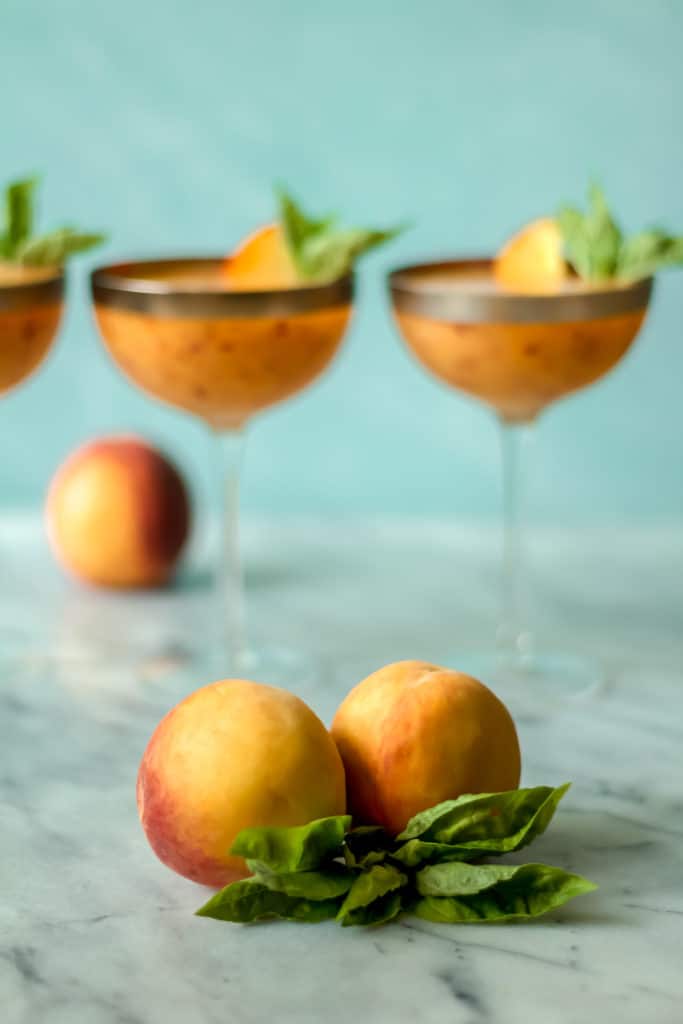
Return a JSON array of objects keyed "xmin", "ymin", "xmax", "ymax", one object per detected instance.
[
  {"xmin": 191, "ymin": 642, "xmax": 316, "ymax": 690},
  {"xmin": 446, "ymin": 649, "xmax": 603, "ymax": 718},
  {"xmin": 332, "ymin": 648, "xmax": 602, "ymax": 721}
]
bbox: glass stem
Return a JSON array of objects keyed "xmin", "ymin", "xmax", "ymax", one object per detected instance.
[
  {"xmin": 497, "ymin": 419, "xmax": 535, "ymax": 663},
  {"xmin": 211, "ymin": 426, "xmax": 248, "ymax": 668}
]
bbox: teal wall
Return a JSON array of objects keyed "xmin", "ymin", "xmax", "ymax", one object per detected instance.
[{"xmin": 3, "ymin": 0, "xmax": 682, "ymax": 523}]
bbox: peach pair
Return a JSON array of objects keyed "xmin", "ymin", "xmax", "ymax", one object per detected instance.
[{"xmin": 138, "ymin": 661, "xmax": 521, "ymax": 887}]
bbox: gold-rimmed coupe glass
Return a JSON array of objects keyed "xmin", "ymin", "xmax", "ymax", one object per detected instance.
[
  {"xmin": 1, "ymin": 264, "xmax": 64, "ymax": 654},
  {"xmin": 91, "ymin": 257, "xmax": 352, "ymax": 680},
  {"xmin": 388, "ymin": 258, "xmax": 652, "ymax": 709}
]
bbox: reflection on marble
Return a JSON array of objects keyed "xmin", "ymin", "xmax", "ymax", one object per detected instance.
[{"xmin": 2, "ymin": 517, "xmax": 683, "ymax": 1023}]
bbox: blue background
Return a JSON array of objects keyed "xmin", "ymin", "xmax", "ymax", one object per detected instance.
[{"xmin": 3, "ymin": 0, "xmax": 682, "ymax": 524}]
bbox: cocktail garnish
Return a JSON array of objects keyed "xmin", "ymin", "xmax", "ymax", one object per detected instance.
[
  {"xmin": 558, "ymin": 182, "xmax": 683, "ymax": 282},
  {"xmin": 0, "ymin": 177, "xmax": 106, "ymax": 267},
  {"xmin": 276, "ymin": 186, "xmax": 404, "ymax": 283}
]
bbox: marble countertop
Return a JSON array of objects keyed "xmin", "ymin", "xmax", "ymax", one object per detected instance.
[{"xmin": 2, "ymin": 517, "xmax": 682, "ymax": 1024}]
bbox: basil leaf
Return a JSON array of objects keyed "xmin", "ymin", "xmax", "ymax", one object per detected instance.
[
  {"xmin": 417, "ymin": 860, "xmax": 536, "ymax": 896},
  {"xmin": 276, "ymin": 186, "xmax": 335, "ymax": 263},
  {"xmin": 336, "ymin": 864, "xmax": 407, "ymax": 927},
  {"xmin": 392, "ymin": 838, "xmax": 474, "ymax": 867},
  {"xmin": 251, "ymin": 863, "xmax": 355, "ymax": 900},
  {"xmin": 196, "ymin": 878, "xmax": 341, "ymax": 923},
  {"xmin": 16, "ymin": 228, "xmax": 106, "ymax": 267},
  {"xmin": 3, "ymin": 178, "xmax": 38, "ymax": 257},
  {"xmin": 230, "ymin": 815, "xmax": 351, "ymax": 873},
  {"xmin": 410, "ymin": 863, "xmax": 597, "ymax": 923},
  {"xmin": 557, "ymin": 183, "xmax": 621, "ymax": 281},
  {"xmin": 556, "ymin": 206, "xmax": 592, "ymax": 279},
  {"xmin": 339, "ymin": 889, "xmax": 403, "ymax": 927},
  {"xmin": 300, "ymin": 225, "xmax": 404, "ymax": 282},
  {"xmin": 617, "ymin": 229, "xmax": 683, "ymax": 280},
  {"xmin": 398, "ymin": 784, "xmax": 570, "ymax": 857},
  {"xmin": 344, "ymin": 826, "xmax": 394, "ymax": 868},
  {"xmin": 556, "ymin": 181, "xmax": 683, "ymax": 283},
  {"xmin": 585, "ymin": 182, "xmax": 622, "ymax": 279},
  {"xmin": 277, "ymin": 186, "xmax": 403, "ymax": 282}
]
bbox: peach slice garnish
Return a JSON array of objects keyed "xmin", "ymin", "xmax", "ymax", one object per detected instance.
[
  {"xmin": 494, "ymin": 217, "xmax": 567, "ymax": 294},
  {"xmin": 222, "ymin": 223, "xmax": 302, "ymax": 290}
]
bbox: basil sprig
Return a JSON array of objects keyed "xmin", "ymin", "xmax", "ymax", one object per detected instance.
[
  {"xmin": 0, "ymin": 177, "xmax": 106, "ymax": 267},
  {"xmin": 277, "ymin": 186, "xmax": 404, "ymax": 283},
  {"xmin": 195, "ymin": 783, "xmax": 596, "ymax": 928},
  {"xmin": 557, "ymin": 182, "xmax": 683, "ymax": 282}
]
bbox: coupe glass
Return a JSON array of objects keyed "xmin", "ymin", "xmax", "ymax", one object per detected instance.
[
  {"xmin": 1, "ymin": 265, "xmax": 64, "ymax": 656},
  {"xmin": 91, "ymin": 258, "xmax": 352, "ymax": 682},
  {"xmin": 388, "ymin": 259, "xmax": 652, "ymax": 710}
]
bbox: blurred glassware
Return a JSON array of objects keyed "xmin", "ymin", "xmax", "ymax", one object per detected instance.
[
  {"xmin": 388, "ymin": 258, "xmax": 652, "ymax": 711},
  {"xmin": 0, "ymin": 264, "xmax": 64, "ymax": 659},
  {"xmin": 91, "ymin": 257, "xmax": 352, "ymax": 682}
]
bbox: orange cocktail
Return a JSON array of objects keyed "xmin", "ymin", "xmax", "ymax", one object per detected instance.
[
  {"xmin": 91, "ymin": 255, "xmax": 353, "ymax": 678},
  {"xmin": 391, "ymin": 260, "xmax": 649, "ymax": 423},
  {"xmin": 91, "ymin": 181, "xmax": 400, "ymax": 678},
  {"xmin": 93, "ymin": 260, "xmax": 350, "ymax": 430},
  {"xmin": 388, "ymin": 255, "xmax": 652, "ymax": 706},
  {"xmin": 0, "ymin": 263, "xmax": 63, "ymax": 396}
]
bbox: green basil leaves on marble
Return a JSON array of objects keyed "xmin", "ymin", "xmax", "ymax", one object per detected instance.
[
  {"xmin": 396, "ymin": 783, "xmax": 570, "ymax": 858},
  {"xmin": 411, "ymin": 864, "xmax": 597, "ymax": 923},
  {"xmin": 277, "ymin": 186, "xmax": 404, "ymax": 283},
  {"xmin": 252, "ymin": 864, "xmax": 355, "ymax": 901},
  {"xmin": 195, "ymin": 784, "xmax": 596, "ymax": 929},
  {"xmin": 196, "ymin": 879, "xmax": 341, "ymax": 923},
  {"xmin": 343, "ymin": 825, "xmax": 394, "ymax": 868},
  {"xmin": 336, "ymin": 864, "xmax": 407, "ymax": 927},
  {"xmin": 556, "ymin": 182, "xmax": 683, "ymax": 282},
  {"xmin": 1, "ymin": 177, "xmax": 105, "ymax": 266}
]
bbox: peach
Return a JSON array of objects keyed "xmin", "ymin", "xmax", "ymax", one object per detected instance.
[
  {"xmin": 137, "ymin": 679, "xmax": 346, "ymax": 887},
  {"xmin": 331, "ymin": 660, "xmax": 521, "ymax": 834},
  {"xmin": 47, "ymin": 436, "xmax": 189, "ymax": 588},
  {"xmin": 222, "ymin": 223, "xmax": 301, "ymax": 290},
  {"xmin": 494, "ymin": 217, "xmax": 566, "ymax": 294}
]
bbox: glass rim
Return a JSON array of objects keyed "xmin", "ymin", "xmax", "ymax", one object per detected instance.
[
  {"xmin": 0, "ymin": 267, "xmax": 65, "ymax": 312},
  {"xmin": 91, "ymin": 257, "xmax": 354, "ymax": 319},
  {"xmin": 388, "ymin": 258, "xmax": 653, "ymax": 324}
]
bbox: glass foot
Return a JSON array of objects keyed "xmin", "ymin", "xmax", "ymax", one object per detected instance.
[
  {"xmin": 449, "ymin": 650, "xmax": 603, "ymax": 718},
  {"xmin": 332, "ymin": 650, "xmax": 602, "ymax": 723},
  {"xmin": 192, "ymin": 643, "xmax": 316, "ymax": 690},
  {"xmin": 43, "ymin": 638, "xmax": 315, "ymax": 692}
]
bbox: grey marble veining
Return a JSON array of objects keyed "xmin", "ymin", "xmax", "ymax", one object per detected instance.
[{"xmin": 2, "ymin": 517, "xmax": 683, "ymax": 1024}]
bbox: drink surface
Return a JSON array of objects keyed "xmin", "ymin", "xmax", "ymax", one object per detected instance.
[
  {"xmin": 0, "ymin": 262, "xmax": 59, "ymax": 287},
  {"xmin": 400, "ymin": 263, "xmax": 626, "ymax": 297},
  {"xmin": 106, "ymin": 263, "xmax": 313, "ymax": 293}
]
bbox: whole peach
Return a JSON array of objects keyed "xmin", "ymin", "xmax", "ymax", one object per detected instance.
[
  {"xmin": 331, "ymin": 660, "xmax": 521, "ymax": 834},
  {"xmin": 137, "ymin": 679, "xmax": 347, "ymax": 888},
  {"xmin": 47, "ymin": 436, "xmax": 189, "ymax": 587}
]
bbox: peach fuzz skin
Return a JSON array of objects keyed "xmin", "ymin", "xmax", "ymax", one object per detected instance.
[
  {"xmin": 0, "ymin": 304, "xmax": 62, "ymax": 396},
  {"xmin": 137, "ymin": 679, "xmax": 347, "ymax": 888},
  {"xmin": 331, "ymin": 660, "xmax": 521, "ymax": 834},
  {"xmin": 95, "ymin": 304, "xmax": 351, "ymax": 430},
  {"xmin": 46, "ymin": 437, "xmax": 189, "ymax": 588}
]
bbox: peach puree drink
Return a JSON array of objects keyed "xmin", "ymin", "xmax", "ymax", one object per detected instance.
[
  {"xmin": 93, "ymin": 260, "xmax": 351, "ymax": 430},
  {"xmin": 91, "ymin": 254, "xmax": 355, "ymax": 679},
  {"xmin": 392, "ymin": 261, "xmax": 649, "ymax": 423},
  {"xmin": 0, "ymin": 264, "xmax": 63, "ymax": 396},
  {"xmin": 388, "ymin": 256, "xmax": 653, "ymax": 707}
]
